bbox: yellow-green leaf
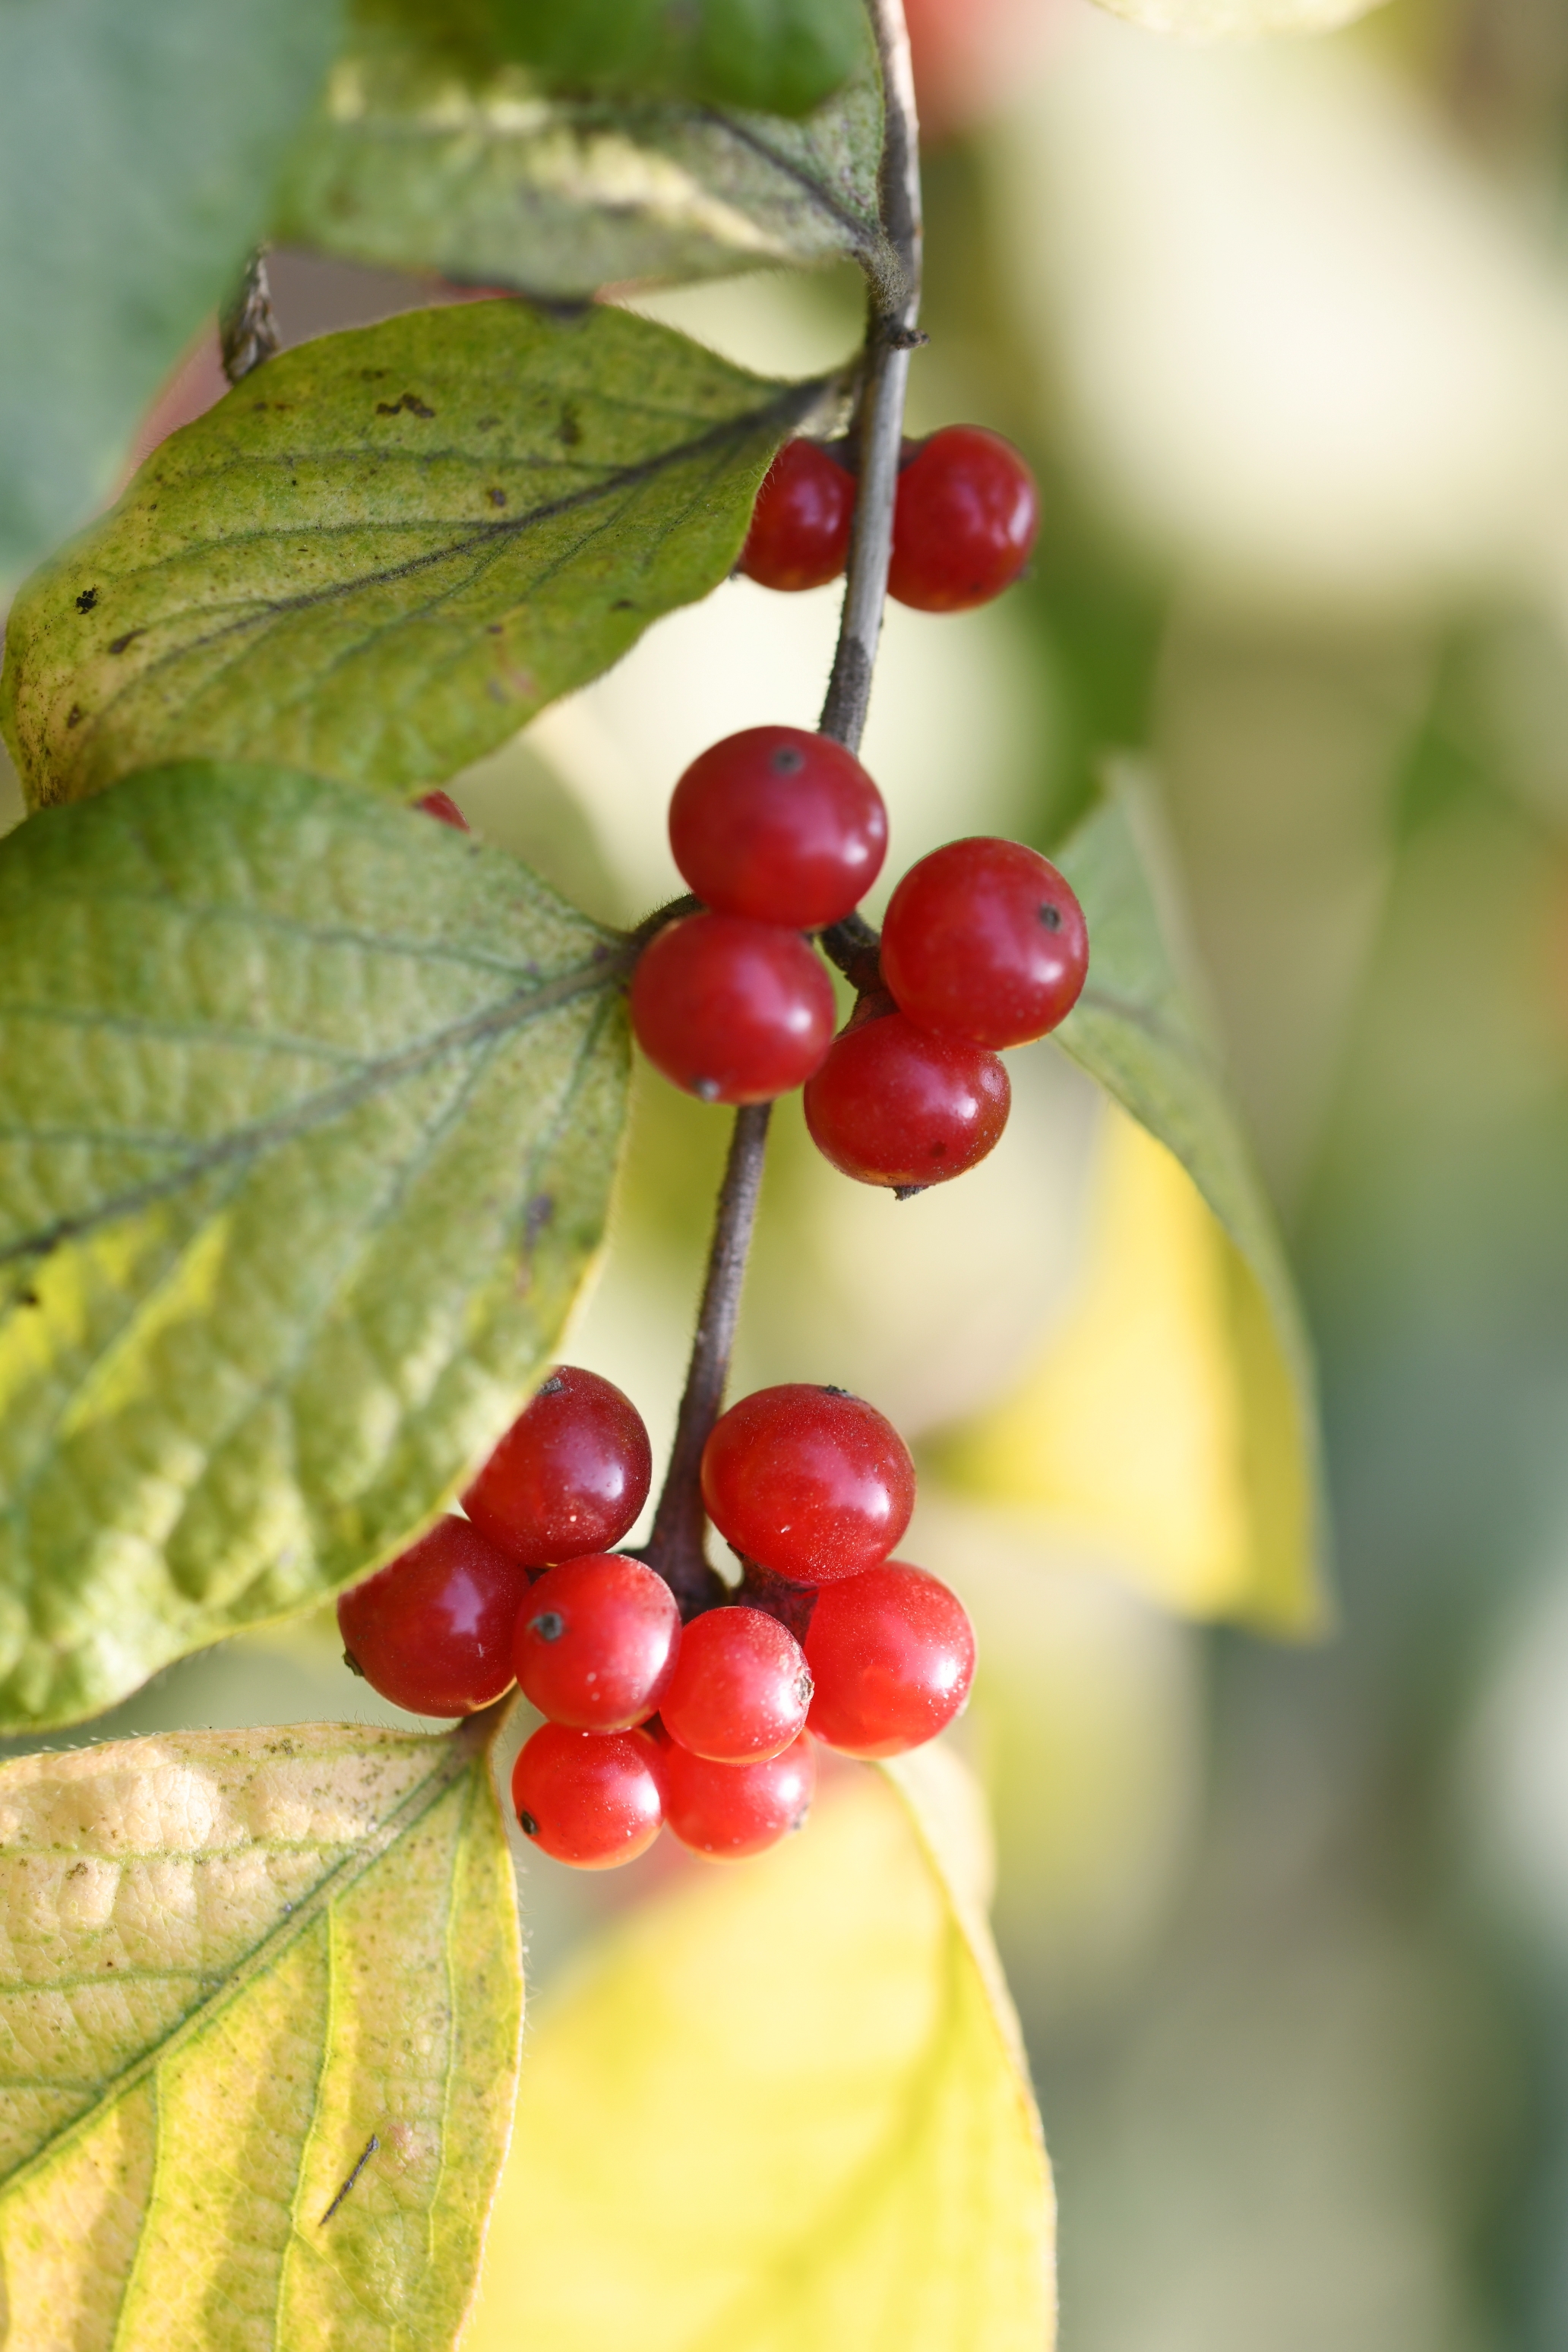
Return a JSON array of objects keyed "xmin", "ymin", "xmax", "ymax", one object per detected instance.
[
  {"xmin": 1090, "ymin": 0, "xmax": 1386, "ymax": 33},
  {"xmin": 276, "ymin": 25, "xmax": 891, "ymax": 300},
  {"xmin": 0, "ymin": 761, "xmax": 630, "ymax": 1731},
  {"xmin": 0, "ymin": 1712, "xmax": 520, "ymax": 2352},
  {"xmin": 1, "ymin": 302, "xmax": 827, "ymax": 812},
  {"xmin": 468, "ymin": 1747, "xmax": 1054, "ymax": 2351},
  {"xmin": 939, "ymin": 773, "xmax": 1326, "ymax": 1634}
]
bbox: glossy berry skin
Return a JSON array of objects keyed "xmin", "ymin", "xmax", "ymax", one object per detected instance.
[
  {"xmin": 739, "ymin": 439, "xmax": 855, "ymax": 591},
  {"xmin": 337, "ymin": 1517, "xmax": 530, "ymax": 1717},
  {"xmin": 880, "ymin": 837, "xmax": 1088, "ymax": 1048},
  {"xmin": 887, "ymin": 425, "xmax": 1038, "ymax": 613},
  {"xmin": 417, "ymin": 789, "xmax": 469, "ymax": 830},
  {"xmin": 659, "ymin": 1606, "xmax": 813, "ymax": 1762},
  {"xmin": 660, "ymin": 1731, "xmax": 817, "ymax": 1860},
  {"xmin": 805, "ymin": 1007, "xmax": 1010, "ymax": 1190},
  {"xmin": 513, "ymin": 1553, "xmax": 680, "ymax": 1731},
  {"xmin": 631, "ymin": 912, "xmax": 835, "ymax": 1105},
  {"xmin": 804, "ymin": 1561, "xmax": 975, "ymax": 1757},
  {"xmin": 511, "ymin": 1724, "xmax": 663, "ymax": 1868},
  {"xmin": 702, "ymin": 1383, "xmax": 916, "ymax": 1585},
  {"xmin": 669, "ymin": 726, "xmax": 887, "ymax": 930},
  {"xmin": 463, "ymin": 1366, "xmax": 652, "ymax": 1567}
]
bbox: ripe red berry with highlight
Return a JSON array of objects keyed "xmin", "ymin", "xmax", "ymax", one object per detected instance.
[
  {"xmin": 659, "ymin": 1605, "xmax": 813, "ymax": 1762},
  {"xmin": 463, "ymin": 1366, "xmax": 652, "ymax": 1567},
  {"xmin": 880, "ymin": 836, "xmax": 1088, "ymax": 1048},
  {"xmin": 739, "ymin": 439, "xmax": 855, "ymax": 591},
  {"xmin": 669, "ymin": 726, "xmax": 887, "ymax": 930},
  {"xmin": 804, "ymin": 1561, "xmax": 975, "ymax": 1757},
  {"xmin": 887, "ymin": 425, "xmax": 1038, "ymax": 612},
  {"xmin": 511, "ymin": 1723, "xmax": 664, "ymax": 1868},
  {"xmin": 513, "ymin": 1552, "xmax": 680, "ymax": 1731},
  {"xmin": 805, "ymin": 1007, "xmax": 1010, "ymax": 1191},
  {"xmin": 701, "ymin": 1383, "xmax": 916, "ymax": 1585},
  {"xmin": 660, "ymin": 1731, "xmax": 816, "ymax": 1860},
  {"xmin": 417, "ymin": 789, "xmax": 469, "ymax": 830},
  {"xmin": 337, "ymin": 1517, "xmax": 530, "ymax": 1717},
  {"xmin": 630, "ymin": 912, "xmax": 835, "ymax": 1104}
]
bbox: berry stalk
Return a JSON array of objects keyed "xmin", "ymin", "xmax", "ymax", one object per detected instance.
[{"xmin": 642, "ymin": 0, "xmax": 923, "ymax": 1606}]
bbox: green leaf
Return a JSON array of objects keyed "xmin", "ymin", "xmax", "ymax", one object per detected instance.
[
  {"xmin": 467, "ymin": 1746, "xmax": 1055, "ymax": 2351},
  {"xmin": 0, "ymin": 761, "xmax": 630, "ymax": 1731},
  {"xmin": 0, "ymin": 0, "xmax": 344, "ymax": 588},
  {"xmin": 2, "ymin": 302, "xmax": 827, "ymax": 814},
  {"xmin": 1090, "ymin": 0, "xmax": 1386, "ymax": 30},
  {"xmin": 0, "ymin": 1712, "xmax": 520, "ymax": 2350},
  {"xmin": 1046, "ymin": 770, "xmax": 1328, "ymax": 1633},
  {"xmin": 482, "ymin": 0, "xmax": 868, "ymax": 118},
  {"xmin": 274, "ymin": 23, "xmax": 891, "ymax": 301}
]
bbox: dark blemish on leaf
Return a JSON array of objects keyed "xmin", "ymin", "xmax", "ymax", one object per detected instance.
[
  {"xmin": 487, "ymin": 622, "xmax": 504, "ymax": 636},
  {"xmin": 1038, "ymin": 903, "xmax": 1062, "ymax": 931},
  {"xmin": 65, "ymin": 705, "xmax": 83, "ymax": 729},
  {"xmin": 376, "ymin": 390, "xmax": 435, "ymax": 419},
  {"xmin": 487, "ymin": 487, "xmax": 507, "ymax": 507},
  {"xmin": 612, "ymin": 599, "xmax": 635, "ymax": 612},
  {"xmin": 321, "ymin": 2133, "xmax": 379, "ymax": 2225},
  {"xmin": 67, "ymin": 1861, "xmax": 87, "ymax": 1878},
  {"xmin": 558, "ymin": 402, "xmax": 582, "ymax": 447},
  {"xmin": 108, "ymin": 630, "xmax": 143, "ymax": 656},
  {"xmin": 360, "ymin": 368, "xmax": 391, "ymax": 381},
  {"xmin": 15, "ymin": 1288, "xmax": 39, "ymax": 1308},
  {"xmin": 525, "ymin": 1194, "xmax": 555, "ymax": 1245},
  {"xmin": 476, "ymin": 416, "xmax": 499, "ymax": 430},
  {"xmin": 74, "ymin": 588, "xmax": 97, "ymax": 614}
]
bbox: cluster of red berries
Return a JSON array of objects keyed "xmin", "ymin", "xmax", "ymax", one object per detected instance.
[
  {"xmin": 628, "ymin": 723, "xmax": 1089, "ymax": 1190},
  {"xmin": 740, "ymin": 425, "xmax": 1039, "ymax": 612},
  {"xmin": 338, "ymin": 1365, "xmax": 974, "ymax": 1870}
]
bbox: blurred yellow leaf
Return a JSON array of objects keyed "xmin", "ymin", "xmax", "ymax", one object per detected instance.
[
  {"xmin": 0, "ymin": 1714, "xmax": 520, "ymax": 2350},
  {"xmin": 1091, "ymin": 0, "xmax": 1386, "ymax": 36},
  {"xmin": 936, "ymin": 777, "xmax": 1326, "ymax": 1634},
  {"xmin": 469, "ymin": 1747, "xmax": 1054, "ymax": 2352}
]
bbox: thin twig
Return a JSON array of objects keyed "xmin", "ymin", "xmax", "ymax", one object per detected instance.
[
  {"xmin": 641, "ymin": 3, "xmax": 921, "ymax": 1603},
  {"xmin": 640, "ymin": 1104, "xmax": 773, "ymax": 1614},
  {"xmin": 220, "ymin": 251, "xmax": 280, "ymax": 386}
]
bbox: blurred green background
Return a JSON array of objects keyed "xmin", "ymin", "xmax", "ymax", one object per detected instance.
[{"xmin": 12, "ymin": 0, "xmax": 1568, "ymax": 2339}]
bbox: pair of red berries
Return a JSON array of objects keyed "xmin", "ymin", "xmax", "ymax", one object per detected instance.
[
  {"xmin": 337, "ymin": 1367, "xmax": 975, "ymax": 1869},
  {"xmin": 741, "ymin": 425, "xmax": 1039, "ymax": 613},
  {"xmin": 628, "ymin": 721, "xmax": 1089, "ymax": 1190}
]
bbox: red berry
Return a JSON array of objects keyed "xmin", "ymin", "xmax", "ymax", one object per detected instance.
[
  {"xmin": 660, "ymin": 1731, "xmax": 817, "ymax": 1859},
  {"xmin": 739, "ymin": 439, "xmax": 855, "ymax": 591},
  {"xmin": 630, "ymin": 912, "xmax": 835, "ymax": 1104},
  {"xmin": 337, "ymin": 1517, "xmax": 529, "ymax": 1717},
  {"xmin": 887, "ymin": 425, "xmax": 1038, "ymax": 613},
  {"xmin": 463, "ymin": 1366, "xmax": 652, "ymax": 1567},
  {"xmin": 701, "ymin": 1383, "xmax": 915, "ymax": 1585},
  {"xmin": 513, "ymin": 1552, "xmax": 680, "ymax": 1731},
  {"xmin": 880, "ymin": 837, "xmax": 1088, "ymax": 1048},
  {"xmin": 669, "ymin": 726, "xmax": 887, "ymax": 930},
  {"xmin": 659, "ymin": 1605, "xmax": 812, "ymax": 1762},
  {"xmin": 804, "ymin": 1561, "xmax": 975, "ymax": 1756},
  {"xmin": 511, "ymin": 1723, "xmax": 664, "ymax": 1868},
  {"xmin": 417, "ymin": 789, "xmax": 469, "ymax": 830},
  {"xmin": 804, "ymin": 1007, "xmax": 1010, "ymax": 1190}
]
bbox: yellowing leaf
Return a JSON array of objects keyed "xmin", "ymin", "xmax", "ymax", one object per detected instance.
[
  {"xmin": 1090, "ymin": 0, "xmax": 1387, "ymax": 36},
  {"xmin": 0, "ymin": 1712, "xmax": 521, "ymax": 2351},
  {"xmin": 0, "ymin": 763, "xmax": 629, "ymax": 1730},
  {"xmin": 469, "ymin": 1748, "xmax": 1054, "ymax": 2352},
  {"xmin": 2, "ymin": 301, "xmax": 827, "ymax": 811},
  {"xmin": 937, "ymin": 775, "xmax": 1326, "ymax": 1634}
]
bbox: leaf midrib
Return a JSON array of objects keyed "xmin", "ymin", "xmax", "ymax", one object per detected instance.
[{"xmin": 0, "ymin": 946, "xmax": 629, "ymax": 1266}]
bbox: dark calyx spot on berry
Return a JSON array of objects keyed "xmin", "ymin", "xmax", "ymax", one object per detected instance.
[
  {"xmin": 75, "ymin": 587, "xmax": 97, "ymax": 613},
  {"xmin": 820, "ymin": 1384, "xmax": 852, "ymax": 1397},
  {"xmin": 530, "ymin": 1610, "xmax": 566, "ymax": 1642},
  {"xmin": 538, "ymin": 1373, "xmax": 566, "ymax": 1396},
  {"xmin": 795, "ymin": 1668, "xmax": 814, "ymax": 1706},
  {"xmin": 894, "ymin": 1183, "xmax": 929, "ymax": 1202},
  {"xmin": 1039, "ymin": 903, "xmax": 1063, "ymax": 931},
  {"xmin": 343, "ymin": 1649, "xmax": 365, "ymax": 1679},
  {"xmin": 769, "ymin": 745, "xmax": 807, "ymax": 775},
  {"xmin": 695, "ymin": 1077, "xmax": 722, "ymax": 1102},
  {"xmin": 518, "ymin": 1810, "xmax": 539, "ymax": 1836}
]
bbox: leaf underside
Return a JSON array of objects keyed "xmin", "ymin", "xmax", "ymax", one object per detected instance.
[
  {"xmin": 0, "ymin": 1715, "xmax": 520, "ymax": 2352},
  {"xmin": 0, "ymin": 763, "xmax": 630, "ymax": 1731},
  {"xmin": 1051, "ymin": 772, "xmax": 1327, "ymax": 1633},
  {"xmin": 1, "ymin": 302, "xmax": 827, "ymax": 813},
  {"xmin": 275, "ymin": 24, "xmax": 891, "ymax": 301},
  {"xmin": 467, "ymin": 1747, "xmax": 1054, "ymax": 2351}
]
